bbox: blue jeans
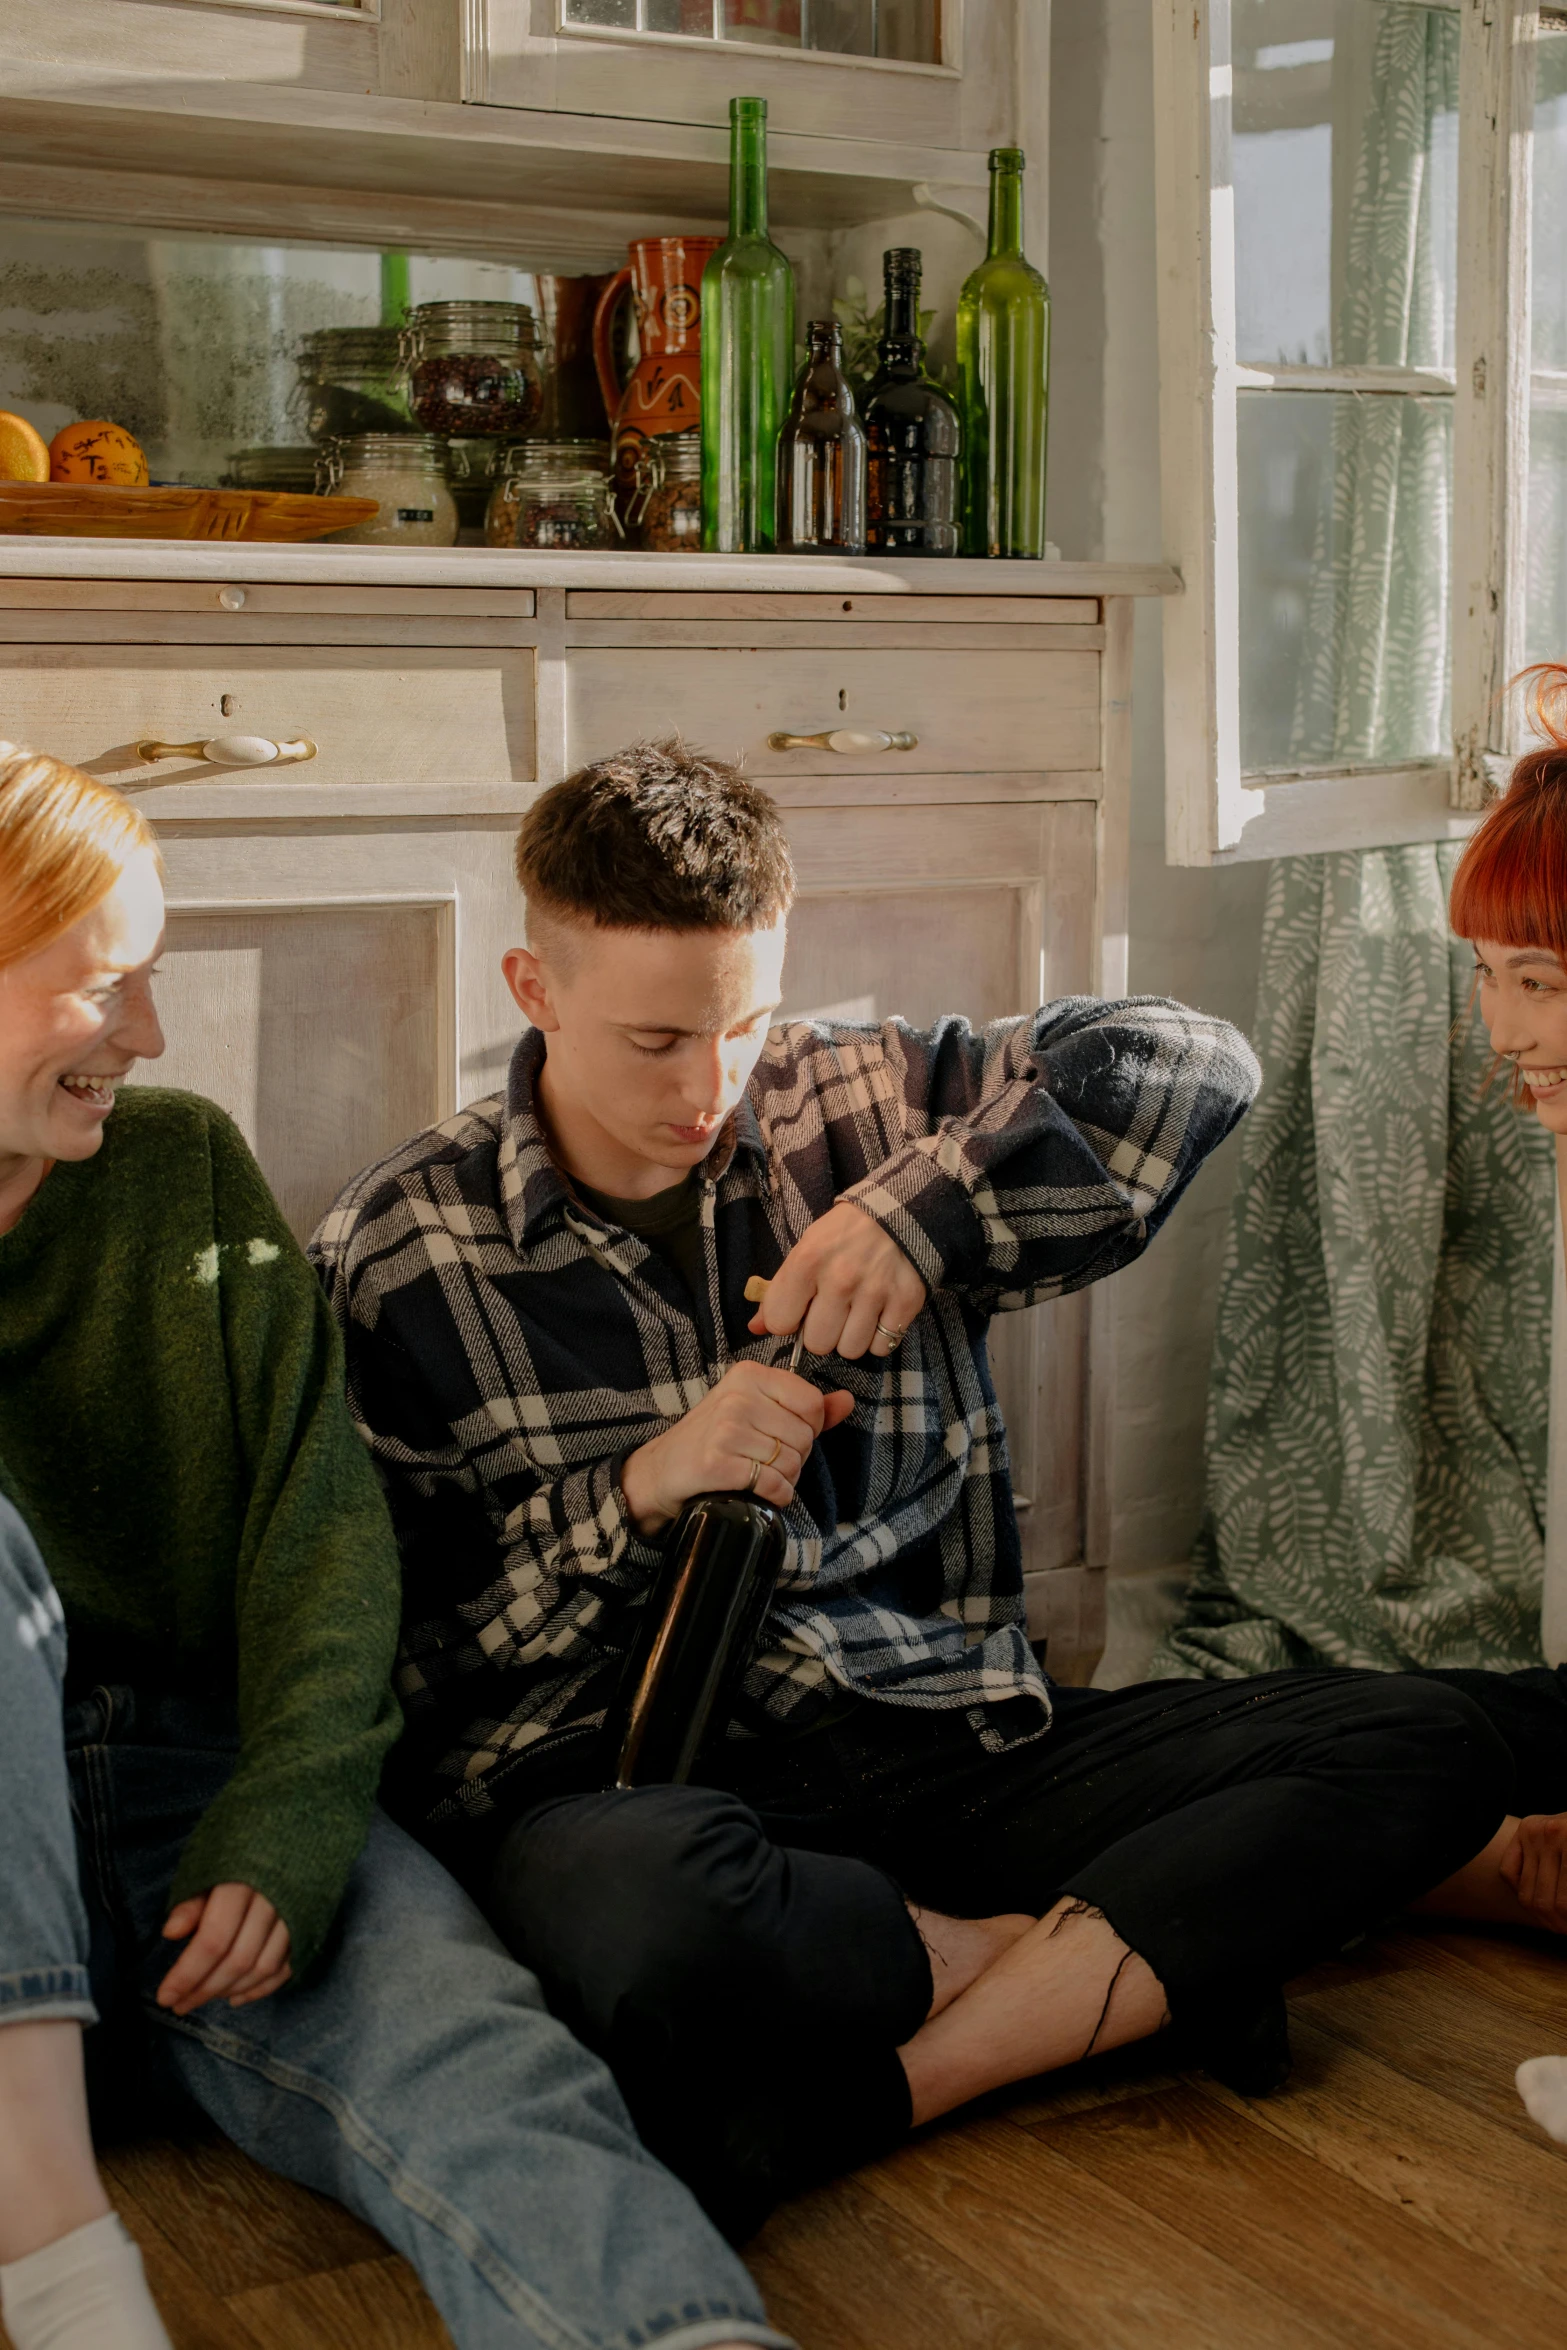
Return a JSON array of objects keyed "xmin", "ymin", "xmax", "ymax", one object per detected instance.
[{"xmin": 0, "ymin": 1497, "xmax": 790, "ymax": 2350}]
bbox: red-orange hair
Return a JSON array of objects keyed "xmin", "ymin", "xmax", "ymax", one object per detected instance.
[
  {"xmin": 1449, "ymin": 665, "xmax": 1567, "ymax": 955},
  {"xmin": 0, "ymin": 743, "xmax": 158, "ymax": 969}
]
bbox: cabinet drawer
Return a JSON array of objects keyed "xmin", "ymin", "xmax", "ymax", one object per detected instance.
[
  {"xmin": 565, "ymin": 648, "xmax": 1099, "ymax": 776},
  {"xmin": 0, "ymin": 645, "xmax": 536, "ymax": 788}
]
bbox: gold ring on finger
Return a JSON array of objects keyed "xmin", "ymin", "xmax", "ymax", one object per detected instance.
[
  {"xmin": 762, "ymin": 1433, "xmax": 784, "ymax": 1469},
  {"xmin": 875, "ymin": 1320, "xmax": 906, "ymax": 1349}
]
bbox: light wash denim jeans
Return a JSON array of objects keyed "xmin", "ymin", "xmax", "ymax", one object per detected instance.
[{"xmin": 0, "ymin": 1495, "xmax": 792, "ymax": 2350}]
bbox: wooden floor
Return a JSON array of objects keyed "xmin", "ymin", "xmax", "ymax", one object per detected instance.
[{"xmin": 21, "ymin": 1922, "xmax": 1567, "ymax": 2350}]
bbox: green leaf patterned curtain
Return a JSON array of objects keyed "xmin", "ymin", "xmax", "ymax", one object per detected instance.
[
  {"xmin": 1157, "ymin": 8, "xmax": 1555, "ymax": 1679},
  {"xmin": 1155, "ymin": 850, "xmax": 1554, "ymax": 1677},
  {"xmin": 1291, "ymin": 2, "xmax": 1454, "ymax": 764}
]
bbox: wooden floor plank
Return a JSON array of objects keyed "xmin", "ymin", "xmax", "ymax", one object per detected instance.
[
  {"xmin": 1036, "ymin": 2079, "xmax": 1567, "ymax": 2350},
  {"xmin": 1200, "ymin": 2012, "xmax": 1567, "ymax": 2297},
  {"xmin": 100, "ymin": 2127, "xmax": 385, "ymax": 2296},
  {"xmin": 224, "ymin": 2256, "xmax": 455, "ymax": 2350},
  {"xmin": 747, "ymin": 2170, "xmax": 1063, "ymax": 2350},
  {"xmin": 12, "ymin": 1927, "xmax": 1567, "ymax": 2350},
  {"xmin": 1379, "ymin": 1922, "xmax": 1567, "ymax": 2027},
  {"xmin": 852, "ymin": 2109, "xmax": 1342, "ymax": 2350},
  {"xmin": 98, "ymin": 2176, "xmax": 266, "ymax": 2350},
  {"xmin": 1296, "ymin": 1962, "xmax": 1567, "ymax": 2151}
]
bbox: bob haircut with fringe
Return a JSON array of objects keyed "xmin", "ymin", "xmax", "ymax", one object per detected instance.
[
  {"xmin": 0, "ymin": 743, "xmax": 159, "ymax": 971},
  {"xmin": 1450, "ymin": 665, "xmax": 1567, "ymax": 960}
]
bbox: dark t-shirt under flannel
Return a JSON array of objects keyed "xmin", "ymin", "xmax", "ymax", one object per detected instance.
[{"xmin": 312, "ymin": 1000, "xmax": 1259, "ymax": 1851}]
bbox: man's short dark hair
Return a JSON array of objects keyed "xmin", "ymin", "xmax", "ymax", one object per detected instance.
[{"xmin": 515, "ymin": 738, "xmax": 794, "ymax": 935}]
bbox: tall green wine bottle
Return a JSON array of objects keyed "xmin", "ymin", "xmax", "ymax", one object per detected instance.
[
  {"xmin": 701, "ymin": 96, "xmax": 795, "ymax": 553},
  {"xmin": 956, "ymin": 147, "xmax": 1050, "ymax": 558}
]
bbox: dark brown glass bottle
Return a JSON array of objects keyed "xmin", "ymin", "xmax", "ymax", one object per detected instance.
[
  {"xmin": 609, "ymin": 1494, "xmax": 787, "ymax": 1787},
  {"xmin": 864, "ymin": 248, "xmax": 961, "ymax": 557},
  {"xmin": 776, "ymin": 318, "xmax": 867, "ymax": 555}
]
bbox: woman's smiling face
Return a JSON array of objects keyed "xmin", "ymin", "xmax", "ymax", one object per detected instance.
[{"xmin": 1472, "ymin": 937, "xmax": 1567, "ymax": 1134}]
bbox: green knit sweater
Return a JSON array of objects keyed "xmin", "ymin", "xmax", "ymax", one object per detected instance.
[{"xmin": 0, "ymin": 1089, "xmax": 402, "ymax": 1973}]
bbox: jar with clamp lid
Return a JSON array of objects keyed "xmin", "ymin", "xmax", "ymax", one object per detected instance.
[
  {"xmin": 406, "ymin": 301, "xmax": 544, "ymax": 440},
  {"xmin": 318, "ymin": 434, "xmax": 458, "ymax": 546},
  {"xmin": 484, "ymin": 439, "xmax": 616, "ymax": 549},
  {"xmin": 632, "ymin": 430, "xmax": 702, "ymax": 552},
  {"xmin": 295, "ymin": 326, "xmax": 414, "ymax": 443}
]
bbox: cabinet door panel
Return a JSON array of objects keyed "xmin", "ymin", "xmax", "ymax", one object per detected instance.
[
  {"xmin": 136, "ymin": 903, "xmax": 451, "ymax": 1243},
  {"xmin": 777, "ymin": 801, "xmax": 1098, "ymax": 1580},
  {"xmin": 566, "ymin": 648, "xmax": 1099, "ymax": 777},
  {"xmin": 139, "ymin": 822, "xmax": 523, "ymax": 1240},
  {"xmin": 0, "ymin": 646, "xmax": 536, "ymax": 788}
]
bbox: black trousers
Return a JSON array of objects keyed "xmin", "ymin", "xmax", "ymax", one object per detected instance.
[{"xmin": 481, "ymin": 1666, "xmax": 1544, "ymax": 2234}]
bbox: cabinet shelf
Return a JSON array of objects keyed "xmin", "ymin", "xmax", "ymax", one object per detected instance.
[
  {"xmin": 0, "ymin": 75, "xmax": 991, "ymax": 260},
  {"xmin": 0, "ymin": 542, "xmax": 1181, "ymax": 597}
]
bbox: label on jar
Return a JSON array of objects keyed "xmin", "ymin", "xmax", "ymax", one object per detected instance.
[{"xmin": 397, "ymin": 507, "xmax": 436, "ymax": 523}]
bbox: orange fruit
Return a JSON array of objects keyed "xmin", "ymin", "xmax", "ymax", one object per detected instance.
[
  {"xmin": 49, "ymin": 421, "xmax": 149, "ymax": 488},
  {"xmin": 0, "ymin": 411, "xmax": 50, "ymax": 483}
]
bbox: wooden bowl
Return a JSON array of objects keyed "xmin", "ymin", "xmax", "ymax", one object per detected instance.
[{"xmin": 0, "ymin": 482, "xmax": 382, "ymax": 541}]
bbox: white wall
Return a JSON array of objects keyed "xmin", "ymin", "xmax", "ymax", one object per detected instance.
[{"xmin": 1051, "ymin": 0, "xmax": 1272, "ymax": 1576}]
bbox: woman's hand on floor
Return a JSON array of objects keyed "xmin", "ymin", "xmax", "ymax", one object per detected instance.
[
  {"xmin": 1500, "ymin": 1813, "xmax": 1567, "ymax": 1932},
  {"xmin": 157, "ymin": 1883, "xmax": 293, "ymax": 2014}
]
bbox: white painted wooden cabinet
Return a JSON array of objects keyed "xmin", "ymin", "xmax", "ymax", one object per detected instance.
[{"xmin": 0, "ymin": 547, "xmax": 1167, "ymax": 1680}]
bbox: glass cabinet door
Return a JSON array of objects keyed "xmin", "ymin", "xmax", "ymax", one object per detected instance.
[{"xmin": 472, "ymin": 0, "xmax": 1011, "ymax": 153}]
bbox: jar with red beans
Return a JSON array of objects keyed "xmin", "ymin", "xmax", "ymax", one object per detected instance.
[{"xmin": 405, "ymin": 301, "xmax": 544, "ymax": 440}]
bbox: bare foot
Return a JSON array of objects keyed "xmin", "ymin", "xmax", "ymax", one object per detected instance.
[{"xmin": 908, "ymin": 1904, "xmax": 1036, "ymax": 2020}]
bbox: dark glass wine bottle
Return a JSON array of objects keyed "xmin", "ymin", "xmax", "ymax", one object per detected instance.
[
  {"xmin": 863, "ymin": 248, "xmax": 961, "ymax": 558},
  {"xmin": 776, "ymin": 318, "xmax": 867, "ymax": 555},
  {"xmin": 609, "ymin": 1494, "xmax": 787, "ymax": 1788},
  {"xmin": 957, "ymin": 146, "xmax": 1051, "ymax": 558},
  {"xmin": 700, "ymin": 96, "xmax": 795, "ymax": 554}
]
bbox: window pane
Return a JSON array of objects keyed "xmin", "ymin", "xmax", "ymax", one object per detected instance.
[
  {"xmin": 723, "ymin": 1, "xmax": 803, "ymax": 46},
  {"xmin": 645, "ymin": 0, "xmax": 718, "ymax": 28},
  {"xmin": 567, "ymin": 0, "xmax": 936, "ymax": 53},
  {"xmin": 1232, "ymin": 0, "xmax": 1458, "ymax": 369},
  {"xmin": 1526, "ymin": 28, "xmax": 1567, "ymax": 665},
  {"xmin": 1239, "ymin": 389, "xmax": 1451, "ymax": 770},
  {"xmin": 806, "ymin": 1, "xmax": 874, "ymax": 56}
]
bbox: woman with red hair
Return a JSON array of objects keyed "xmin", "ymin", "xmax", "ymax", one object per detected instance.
[{"xmin": 1442, "ymin": 667, "xmax": 1567, "ymax": 2143}]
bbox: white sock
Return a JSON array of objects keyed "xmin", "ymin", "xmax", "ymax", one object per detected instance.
[
  {"xmin": 0, "ymin": 2214, "xmax": 174, "ymax": 2350},
  {"xmin": 1517, "ymin": 2054, "xmax": 1567, "ymax": 2145}
]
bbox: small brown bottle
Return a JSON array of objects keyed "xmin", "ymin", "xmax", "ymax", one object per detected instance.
[{"xmin": 776, "ymin": 318, "xmax": 867, "ymax": 555}]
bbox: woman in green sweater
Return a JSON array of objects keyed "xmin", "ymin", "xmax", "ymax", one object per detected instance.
[{"xmin": 0, "ymin": 747, "xmax": 786, "ymax": 2350}]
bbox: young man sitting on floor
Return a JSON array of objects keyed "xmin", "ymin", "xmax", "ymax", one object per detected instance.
[{"xmin": 313, "ymin": 740, "xmax": 1516, "ymax": 2242}]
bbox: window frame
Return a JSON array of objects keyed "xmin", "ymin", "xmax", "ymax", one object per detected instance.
[{"xmin": 1152, "ymin": 0, "xmax": 1551, "ymax": 865}]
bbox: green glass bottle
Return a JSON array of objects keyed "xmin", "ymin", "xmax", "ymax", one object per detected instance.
[
  {"xmin": 956, "ymin": 147, "xmax": 1051, "ymax": 558},
  {"xmin": 701, "ymin": 96, "xmax": 796, "ymax": 553}
]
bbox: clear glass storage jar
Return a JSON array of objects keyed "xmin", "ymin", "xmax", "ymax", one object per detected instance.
[
  {"xmin": 484, "ymin": 439, "xmax": 616, "ymax": 549},
  {"xmin": 632, "ymin": 431, "xmax": 703, "ymax": 551},
  {"xmin": 319, "ymin": 434, "xmax": 459, "ymax": 546},
  {"xmin": 295, "ymin": 327, "xmax": 414, "ymax": 443},
  {"xmin": 222, "ymin": 445, "xmax": 322, "ymax": 495},
  {"xmin": 406, "ymin": 301, "xmax": 544, "ymax": 440},
  {"xmin": 444, "ymin": 436, "xmax": 506, "ymax": 531}
]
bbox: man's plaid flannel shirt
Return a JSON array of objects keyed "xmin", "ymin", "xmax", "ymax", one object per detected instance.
[{"xmin": 311, "ymin": 997, "xmax": 1259, "ymax": 1851}]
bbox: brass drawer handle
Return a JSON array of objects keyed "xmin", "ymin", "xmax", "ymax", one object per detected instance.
[
  {"xmin": 135, "ymin": 734, "xmax": 317, "ymax": 767},
  {"xmin": 766, "ymin": 728, "xmax": 918, "ymax": 755}
]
